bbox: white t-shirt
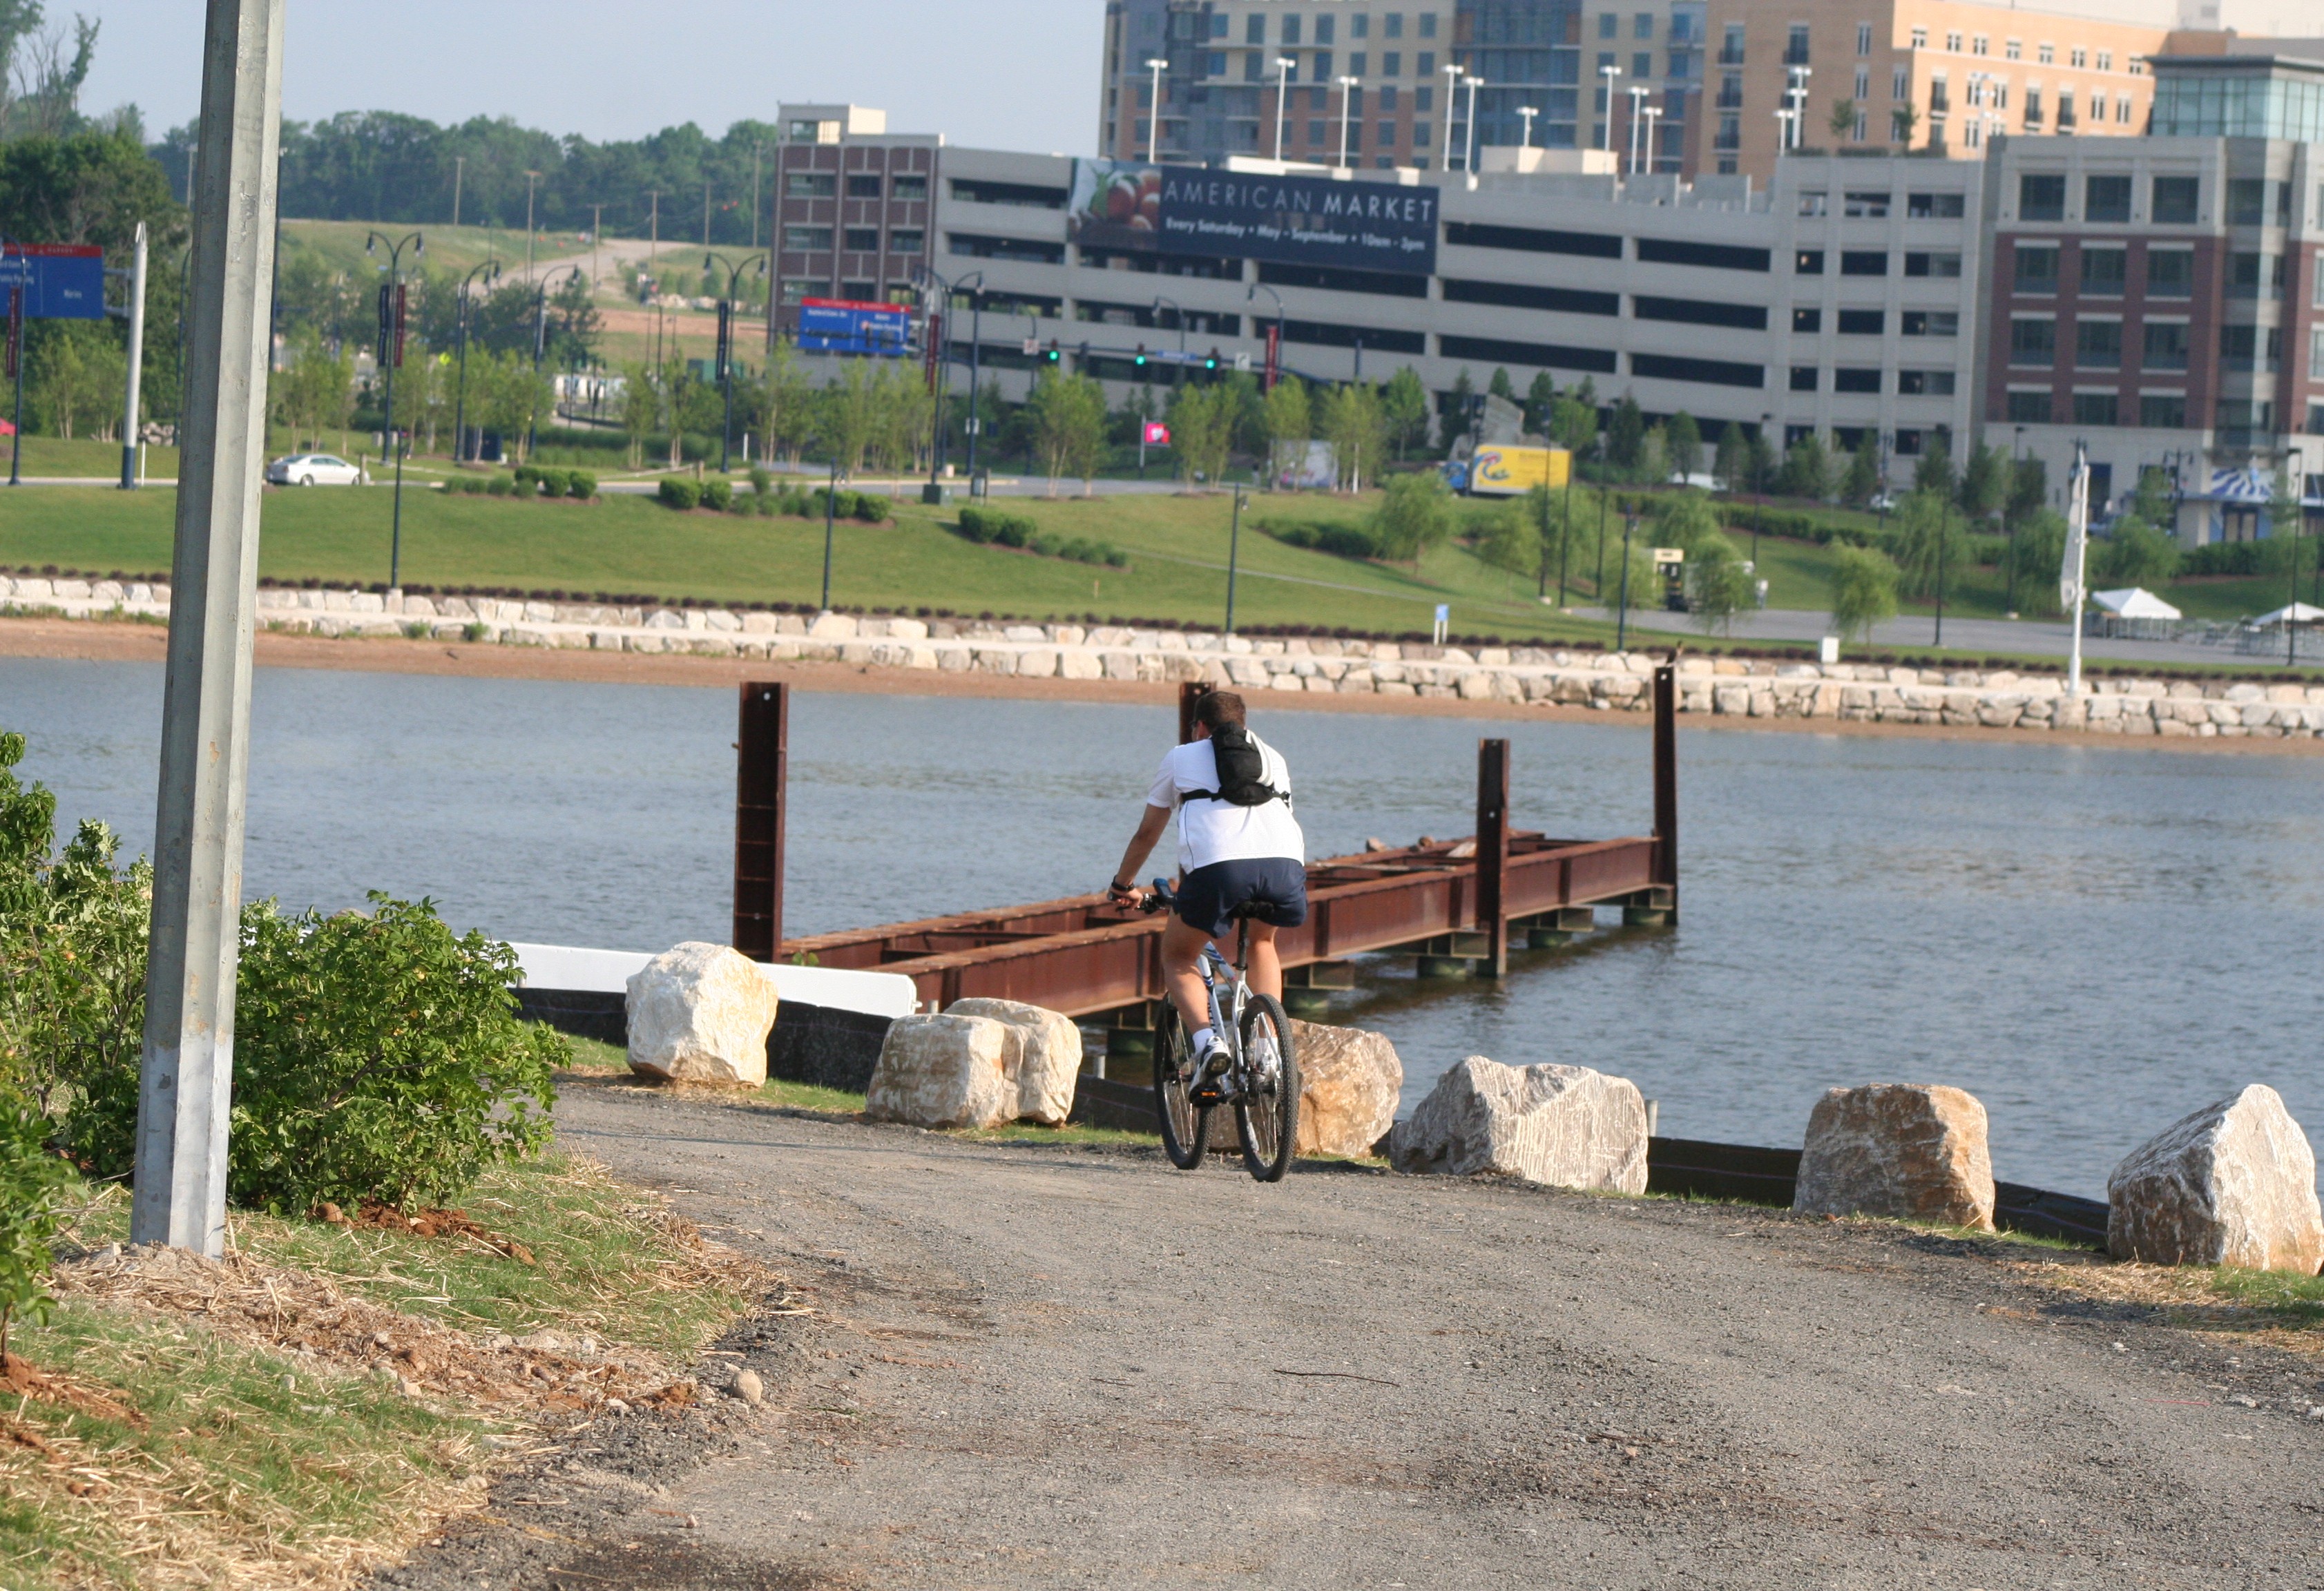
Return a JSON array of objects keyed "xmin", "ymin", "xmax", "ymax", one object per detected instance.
[{"xmin": 1145, "ymin": 733, "xmax": 1306, "ymax": 874}]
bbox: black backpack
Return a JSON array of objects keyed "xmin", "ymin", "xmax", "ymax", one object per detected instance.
[{"xmin": 1187, "ymin": 724, "xmax": 1285, "ymax": 807}]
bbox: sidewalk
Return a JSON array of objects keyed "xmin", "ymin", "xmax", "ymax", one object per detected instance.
[{"xmin": 1575, "ymin": 604, "xmax": 2267, "ymax": 669}]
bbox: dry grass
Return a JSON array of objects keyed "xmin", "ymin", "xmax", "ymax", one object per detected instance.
[
  {"xmin": 0, "ymin": 1156, "xmax": 787, "ymax": 1591},
  {"xmin": 2003, "ymin": 1256, "xmax": 2324, "ymax": 1359}
]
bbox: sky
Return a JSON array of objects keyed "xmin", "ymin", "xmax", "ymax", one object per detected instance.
[{"xmin": 73, "ymin": 0, "xmax": 1104, "ymax": 154}]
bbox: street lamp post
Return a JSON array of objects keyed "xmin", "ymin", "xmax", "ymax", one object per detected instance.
[
  {"xmin": 363, "ymin": 229, "xmax": 423, "ymax": 589},
  {"xmin": 1151, "ymin": 293, "xmax": 1186, "ymax": 354},
  {"xmin": 528, "ymin": 262, "xmax": 583, "ymax": 463},
  {"xmin": 1273, "ymin": 58, "xmax": 1296, "ymax": 160},
  {"xmin": 704, "ymin": 249, "xmax": 767, "ymax": 472},
  {"xmin": 1225, "ymin": 484, "xmax": 1246, "ymax": 632},
  {"xmin": 1518, "ymin": 104, "xmax": 1539, "ymax": 146},
  {"xmin": 1336, "ymin": 76, "xmax": 1359, "ymax": 168},
  {"xmin": 1626, "ymin": 84, "xmax": 1649, "ymax": 174},
  {"xmin": 1246, "ymin": 281, "xmax": 1284, "ymax": 405},
  {"xmin": 1616, "ymin": 508, "xmax": 1637, "ymax": 648},
  {"xmin": 1641, "ymin": 105, "xmax": 1664, "ymax": 172},
  {"xmin": 452, "ymin": 257, "xmax": 499, "ymax": 464},
  {"xmin": 522, "ymin": 170, "xmax": 541, "ymax": 280},
  {"xmin": 1598, "ymin": 65, "xmax": 1622, "ymax": 152},
  {"xmin": 1145, "ymin": 58, "xmax": 1171, "ymax": 161},
  {"xmin": 1443, "ymin": 64, "xmax": 1464, "ymax": 169},
  {"xmin": 1463, "ymin": 71, "xmax": 1482, "ymax": 173},
  {"xmin": 820, "ymin": 460, "xmax": 838, "ymax": 611}
]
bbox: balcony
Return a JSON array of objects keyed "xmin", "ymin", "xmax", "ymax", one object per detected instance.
[
  {"xmin": 1716, "ymin": 83, "xmax": 1743, "ymax": 108},
  {"xmin": 1718, "ymin": 44, "xmax": 1745, "ymax": 65}
]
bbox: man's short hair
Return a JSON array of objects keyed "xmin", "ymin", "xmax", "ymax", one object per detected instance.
[{"xmin": 1194, "ymin": 690, "xmax": 1247, "ymax": 731}]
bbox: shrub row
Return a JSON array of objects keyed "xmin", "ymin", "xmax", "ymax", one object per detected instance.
[
  {"xmin": 442, "ymin": 467, "xmax": 597, "ymax": 500},
  {"xmin": 1260, "ymin": 519, "xmax": 1381, "ymax": 560},
  {"xmin": 657, "ymin": 476, "xmax": 890, "ymax": 522},
  {"xmin": 954, "ymin": 506, "xmax": 1129, "ymax": 567}
]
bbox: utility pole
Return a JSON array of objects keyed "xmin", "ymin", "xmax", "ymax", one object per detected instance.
[
  {"xmin": 136, "ymin": 0, "xmax": 286, "ymax": 1259},
  {"xmin": 524, "ymin": 169, "xmax": 541, "ymax": 279},
  {"xmin": 704, "ymin": 182, "xmax": 712, "ymax": 248},
  {"xmin": 452, "ymin": 154, "xmax": 463, "ymax": 227},
  {"xmin": 119, "ymin": 221, "xmax": 148, "ymax": 490}
]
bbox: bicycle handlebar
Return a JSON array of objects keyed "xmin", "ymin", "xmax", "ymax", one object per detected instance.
[{"xmin": 1140, "ymin": 877, "xmax": 1177, "ymax": 914}]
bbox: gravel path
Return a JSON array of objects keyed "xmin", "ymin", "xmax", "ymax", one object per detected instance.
[{"xmin": 395, "ymin": 1087, "xmax": 2324, "ymax": 1591}]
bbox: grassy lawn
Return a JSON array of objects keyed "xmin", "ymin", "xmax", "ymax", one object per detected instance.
[
  {"xmin": 3, "ymin": 1151, "xmax": 773, "ymax": 1589},
  {"xmin": 280, "ymin": 220, "xmax": 588, "ymax": 282}
]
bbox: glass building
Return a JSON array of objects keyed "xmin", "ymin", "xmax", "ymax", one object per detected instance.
[{"xmin": 2149, "ymin": 49, "xmax": 2324, "ymax": 142}]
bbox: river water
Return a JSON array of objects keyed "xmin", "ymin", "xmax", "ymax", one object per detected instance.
[{"xmin": 7, "ymin": 655, "xmax": 2319, "ymax": 1200}]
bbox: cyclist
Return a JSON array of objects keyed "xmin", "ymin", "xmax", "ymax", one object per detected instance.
[{"xmin": 1106, "ymin": 689, "xmax": 1306, "ymax": 1082}]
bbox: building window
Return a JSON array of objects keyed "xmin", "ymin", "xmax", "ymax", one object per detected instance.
[
  {"xmin": 1834, "ymin": 367, "xmax": 1883, "ymax": 393},
  {"xmin": 890, "ymin": 174, "xmax": 928, "ymax": 200},
  {"xmin": 2011, "ymin": 318, "xmax": 2057, "ymax": 365},
  {"xmin": 1247, "ymin": 13, "xmax": 1265, "ymax": 44},
  {"xmin": 2075, "ymin": 248, "xmax": 2127, "ymax": 298},
  {"xmin": 1207, "ymin": 50, "xmax": 1227, "ymax": 76},
  {"xmin": 2019, "ymin": 173, "xmax": 2066, "ymax": 220},
  {"xmin": 1384, "ymin": 50, "xmax": 1401, "ymax": 75},
  {"xmin": 786, "ymin": 172, "xmax": 836, "ymax": 199},
  {"xmin": 1844, "ymin": 190, "xmax": 1890, "ymax": 217},
  {"xmin": 1840, "ymin": 250, "xmax": 1888, "ymax": 276},
  {"xmin": 2037, "ymin": 43, "xmax": 2054, "ymax": 64},
  {"xmin": 1794, "ymin": 249, "xmax": 1825, "ymax": 273},
  {"xmin": 2015, "ymin": 244, "xmax": 2060, "ymax": 292},
  {"xmin": 1790, "ymin": 365, "xmax": 1819, "ymax": 391},
  {"xmin": 1307, "ymin": 118, "xmax": 1326, "ymax": 144},
  {"xmin": 1353, "ymin": 14, "xmax": 1370, "ymax": 37},
  {"xmin": 1901, "ymin": 309, "xmax": 1959, "ymax": 336},
  {"xmin": 785, "ymin": 224, "xmax": 834, "ymax": 251},
  {"xmin": 1787, "ymin": 24, "xmax": 1811, "ymax": 64},
  {"xmin": 2146, "ymin": 249, "xmax": 2193, "ymax": 296},
  {"xmin": 1892, "ymin": 64, "xmax": 1909, "ymax": 99},
  {"xmin": 2076, "ymin": 319, "xmax": 2122, "ymax": 367},
  {"xmin": 1837, "ymin": 308, "xmax": 1885, "ymax": 334},
  {"xmin": 1284, "ymin": 15, "xmax": 1302, "ymax": 44},
  {"xmin": 1897, "ymin": 369, "xmax": 1957, "ymax": 395},
  {"xmin": 2006, "ymin": 390, "xmax": 2052, "ymax": 423},
  {"xmin": 2083, "ymin": 174, "xmax": 2131, "ymax": 223},
  {"xmin": 1910, "ymin": 26, "xmax": 1927, "ymax": 48},
  {"xmin": 1799, "ymin": 191, "xmax": 1828, "ymax": 216},
  {"xmin": 2070, "ymin": 46, "xmax": 2086, "ymax": 68},
  {"xmin": 888, "ymin": 229, "xmax": 923, "ymax": 254},
  {"xmin": 1855, "ymin": 65, "xmax": 1870, "ymax": 98},
  {"xmin": 1792, "ymin": 306, "xmax": 1822, "ymax": 331},
  {"xmin": 847, "ymin": 174, "xmax": 883, "ymax": 197},
  {"xmin": 1419, "ymin": 13, "xmax": 1437, "ymax": 37},
  {"xmin": 1945, "ymin": 31, "xmax": 1962, "ymax": 52},
  {"xmin": 2072, "ymin": 392, "xmax": 2117, "ymax": 425},
  {"xmin": 2143, "ymin": 321, "xmax": 2189, "ymax": 369},
  {"xmin": 2006, "ymin": 39, "xmax": 2022, "ymax": 61},
  {"xmin": 1385, "ymin": 12, "xmax": 1403, "ymax": 37},
  {"xmin": 1635, "ymin": 11, "xmax": 1654, "ymax": 38},
  {"xmin": 1317, "ymin": 16, "xmax": 1335, "ymax": 44},
  {"xmin": 1904, "ymin": 251, "xmax": 1962, "ymax": 278},
  {"xmin": 2139, "ymin": 394, "xmax": 2187, "ymax": 427},
  {"xmin": 1721, "ymin": 21, "xmax": 1745, "ymax": 62},
  {"xmin": 2115, "ymin": 94, "xmax": 2132, "ymax": 123},
  {"xmin": 1856, "ymin": 21, "xmax": 1872, "ymax": 55},
  {"xmin": 1381, "ymin": 85, "xmax": 1399, "ymax": 110},
  {"xmin": 1599, "ymin": 11, "xmax": 1617, "ymax": 37},
  {"xmin": 2096, "ymin": 48, "xmax": 2112, "ymax": 70},
  {"xmin": 1972, "ymin": 35, "xmax": 1988, "ymax": 56},
  {"xmin": 2226, "ymin": 177, "xmax": 2266, "ymax": 224},
  {"xmin": 1417, "ymin": 50, "xmax": 1434, "ymax": 75},
  {"xmin": 843, "ymin": 226, "xmax": 881, "ymax": 252},
  {"xmin": 1633, "ymin": 50, "xmax": 1652, "ymax": 77},
  {"xmin": 2024, "ymin": 85, "xmax": 2044, "ymax": 126},
  {"xmin": 1314, "ymin": 50, "xmax": 1332, "ymax": 77},
  {"xmin": 1350, "ymin": 51, "xmax": 1367, "ymax": 75},
  {"xmin": 1377, "ymin": 120, "xmax": 1396, "ymax": 146},
  {"xmin": 1906, "ymin": 191, "xmax": 1964, "ymax": 218}
]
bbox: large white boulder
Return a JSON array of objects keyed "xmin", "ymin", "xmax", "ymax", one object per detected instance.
[
  {"xmin": 945, "ymin": 998, "xmax": 1082, "ymax": 1126},
  {"xmin": 624, "ymin": 942, "xmax": 779, "ymax": 1086},
  {"xmin": 2107, "ymin": 1084, "xmax": 2324, "ymax": 1272},
  {"xmin": 1793, "ymin": 1083, "xmax": 1996, "ymax": 1231},
  {"xmin": 865, "ymin": 1014, "xmax": 1013, "ymax": 1129},
  {"xmin": 1287, "ymin": 1020, "xmax": 1402, "ymax": 1159},
  {"xmin": 1388, "ymin": 1057, "xmax": 1648, "ymax": 1193}
]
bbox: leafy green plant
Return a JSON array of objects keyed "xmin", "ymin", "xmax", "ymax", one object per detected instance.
[
  {"xmin": 700, "ymin": 479, "xmax": 733, "ymax": 512},
  {"xmin": 564, "ymin": 470, "xmax": 597, "ymax": 499},
  {"xmin": 224, "ymin": 894, "xmax": 564, "ymax": 1214},
  {"xmin": 1262, "ymin": 519, "xmax": 1381, "ymax": 560},
  {"xmin": 485, "ymin": 474, "xmax": 515, "ymax": 496},
  {"xmin": 748, "ymin": 465, "xmax": 772, "ymax": 496},
  {"xmin": 0, "ymin": 1100, "xmax": 73, "ymax": 1357},
  {"xmin": 534, "ymin": 467, "xmax": 573, "ymax": 499},
  {"xmin": 1829, "ymin": 544, "xmax": 1901, "ymax": 642},
  {"xmin": 657, "ymin": 476, "xmax": 701, "ymax": 510}
]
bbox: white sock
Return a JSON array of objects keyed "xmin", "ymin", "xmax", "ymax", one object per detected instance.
[{"xmin": 1191, "ymin": 1025, "xmax": 1215, "ymax": 1054}]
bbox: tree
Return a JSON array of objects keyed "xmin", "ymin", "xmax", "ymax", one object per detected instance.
[
  {"xmin": 1525, "ymin": 371, "xmax": 1557, "ymax": 434},
  {"xmin": 1257, "ymin": 375, "xmax": 1312, "ymax": 487},
  {"xmin": 1370, "ymin": 471, "xmax": 1453, "ymax": 567},
  {"xmin": 1550, "ymin": 392, "xmax": 1597, "ymax": 457},
  {"xmin": 26, "ymin": 320, "xmax": 119, "ymax": 441},
  {"xmin": 2129, "ymin": 466, "xmax": 2177, "ymax": 533},
  {"xmin": 2094, "ymin": 517, "xmax": 2182, "ymax": 588},
  {"xmin": 1713, "ymin": 423, "xmax": 1747, "ymax": 493},
  {"xmin": 1958, "ymin": 441, "xmax": 2007, "ymax": 523},
  {"xmin": 1776, "ymin": 432, "xmax": 1831, "ymax": 501},
  {"xmin": 1027, "ymin": 369, "xmax": 1106, "ymax": 492},
  {"xmin": 617, "ymin": 361, "xmax": 657, "ymax": 468},
  {"xmin": 1488, "ymin": 367, "xmax": 1515, "ymax": 401},
  {"xmin": 750, "ymin": 337, "xmax": 815, "ymax": 463},
  {"xmin": 1167, "ymin": 381, "xmax": 1234, "ymax": 486},
  {"xmin": 1839, "ymin": 432, "xmax": 1881, "ymax": 508},
  {"xmin": 1665, "ymin": 411, "xmax": 1701, "ymax": 481},
  {"xmin": 816, "ymin": 358, "xmax": 883, "ymax": 477},
  {"xmin": 1653, "ymin": 489, "xmax": 1721, "ymax": 553},
  {"xmin": 1890, "ymin": 102, "xmax": 1921, "ymax": 146},
  {"xmin": 1890, "ymin": 490, "xmax": 1952, "ymax": 599},
  {"xmin": 2008, "ymin": 510, "xmax": 2070, "ymax": 613},
  {"xmin": 1316, "ymin": 381, "xmax": 1385, "ymax": 491},
  {"xmin": 1381, "ymin": 366, "xmax": 1430, "ymax": 461},
  {"xmin": 1912, "ymin": 433, "xmax": 1956, "ymax": 499},
  {"xmin": 1690, "ymin": 531, "xmax": 1756, "ymax": 636},
  {"xmin": 2006, "ymin": 456, "xmax": 2049, "ymax": 528},
  {"xmin": 1446, "ymin": 367, "xmax": 1476, "ymax": 438},
  {"xmin": 1828, "ymin": 546, "xmax": 1900, "ymax": 642},
  {"xmin": 1606, "ymin": 394, "xmax": 1645, "ymax": 474},
  {"xmin": 1828, "ymin": 97, "xmax": 1860, "ymax": 141}
]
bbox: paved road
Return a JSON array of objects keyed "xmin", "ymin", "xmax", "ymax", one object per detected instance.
[{"xmin": 423, "ymin": 1086, "xmax": 2324, "ymax": 1591}]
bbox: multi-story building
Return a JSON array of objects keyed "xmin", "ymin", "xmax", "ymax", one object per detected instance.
[
  {"xmin": 1980, "ymin": 40, "xmax": 2324, "ymax": 539},
  {"xmin": 934, "ymin": 142, "xmax": 1983, "ymax": 479},
  {"xmin": 766, "ymin": 105, "xmax": 942, "ymax": 344}
]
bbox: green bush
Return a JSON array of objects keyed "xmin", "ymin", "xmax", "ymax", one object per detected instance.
[
  {"xmin": 852, "ymin": 494, "xmax": 886, "ymax": 523},
  {"xmin": 753, "ymin": 492, "xmax": 776, "ymax": 517},
  {"xmin": 534, "ymin": 467, "xmax": 572, "ymax": 499},
  {"xmin": 1030, "ymin": 532, "xmax": 1063, "ymax": 557},
  {"xmin": 486, "ymin": 474, "xmax": 516, "ymax": 497},
  {"xmin": 0, "ymin": 1100, "xmax": 73, "ymax": 1356},
  {"xmin": 700, "ymin": 479, "xmax": 734, "ymax": 512},
  {"xmin": 223, "ymin": 894, "xmax": 564, "ymax": 1214},
  {"xmin": 781, "ymin": 488, "xmax": 813, "ymax": 517},
  {"xmin": 1262, "ymin": 519, "xmax": 1382, "ymax": 560},
  {"xmin": 957, "ymin": 505, "xmax": 997, "ymax": 543},
  {"xmin": 565, "ymin": 470, "xmax": 597, "ymax": 499},
  {"xmin": 512, "ymin": 465, "xmax": 541, "ymax": 492},
  {"xmin": 749, "ymin": 465, "xmax": 772, "ymax": 497},
  {"xmin": 658, "ymin": 476, "xmax": 702, "ymax": 510}
]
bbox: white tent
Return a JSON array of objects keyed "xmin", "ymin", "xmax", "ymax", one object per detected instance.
[
  {"xmin": 2249, "ymin": 601, "xmax": 2324, "ymax": 627},
  {"xmin": 2091, "ymin": 588, "xmax": 2183, "ymax": 621}
]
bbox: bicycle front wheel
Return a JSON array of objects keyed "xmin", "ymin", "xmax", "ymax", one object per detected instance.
[
  {"xmin": 1153, "ymin": 1003, "xmax": 1206, "ymax": 1170},
  {"xmin": 1234, "ymin": 994, "xmax": 1299, "ymax": 1183}
]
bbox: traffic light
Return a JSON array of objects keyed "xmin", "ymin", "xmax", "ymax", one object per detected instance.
[
  {"xmin": 1204, "ymin": 347, "xmax": 1219, "ymax": 370},
  {"xmin": 1134, "ymin": 343, "xmax": 1147, "ymax": 367},
  {"xmin": 1044, "ymin": 339, "xmax": 1059, "ymax": 363}
]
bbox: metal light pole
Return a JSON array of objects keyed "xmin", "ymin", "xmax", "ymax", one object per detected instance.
[
  {"xmin": 1225, "ymin": 484, "xmax": 1245, "ymax": 632},
  {"xmin": 1599, "ymin": 65, "xmax": 1622, "ymax": 151},
  {"xmin": 1152, "ymin": 293, "xmax": 1186, "ymax": 354},
  {"xmin": 1616, "ymin": 508, "xmax": 1636, "ymax": 648},
  {"xmin": 137, "ymin": 0, "xmax": 285, "ymax": 1259},
  {"xmin": 1518, "ymin": 104, "xmax": 1539, "ymax": 147},
  {"xmin": 6, "ymin": 271, "xmax": 23, "ymax": 487},
  {"xmin": 1273, "ymin": 57, "xmax": 1296, "ymax": 160},
  {"xmin": 1933, "ymin": 494, "xmax": 1949, "ymax": 646},
  {"xmin": 364, "ymin": 229, "xmax": 423, "ymax": 588},
  {"xmin": 119, "ymin": 221, "xmax": 149, "ymax": 489},
  {"xmin": 1443, "ymin": 64, "xmax": 1463, "ymax": 167},
  {"xmin": 1640, "ymin": 105, "xmax": 1663, "ymax": 172},
  {"xmin": 528, "ymin": 262, "xmax": 582, "ymax": 462},
  {"xmin": 1336, "ymin": 76, "xmax": 1359, "ymax": 168},
  {"xmin": 1463, "ymin": 72, "xmax": 1482, "ymax": 173},
  {"xmin": 1146, "ymin": 58, "xmax": 1171, "ymax": 161},
  {"xmin": 954, "ymin": 270, "xmax": 985, "ymax": 479},
  {"xmin": 1626, "ymin": 85, "xmax": 1649, "ymax": 175},
  {"xmin": 705, "ymin": 249, "xmax": 767, "ymax": 472},
  {"xmin": 523, "ymin": 169, "xmax": 541, "ymax": 280},
  {"xmin": 452, "ymin": 258, "xmax": 499, "ymax": 463},
  {"xmin": 820, "ymin": 459, "xmax": 838, "ymax": 611}
]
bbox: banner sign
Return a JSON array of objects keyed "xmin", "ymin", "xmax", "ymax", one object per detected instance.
[
  {"xmin": 798, "ymin": 297, "xmax": 911, "ymax": 357},
  {"xmin": 0, "ymin": 244, "xmax": 106, "ymax": 320},
  {"xmin": 1069, "ymin": 161, "xmax": 1437, "ymax": 276},
  {"xmin": 1142, "ymin": 421, "xmax": 1171, "ymax": 446}
]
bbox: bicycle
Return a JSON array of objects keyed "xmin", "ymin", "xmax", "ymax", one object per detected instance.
[{"xmin": 1138, "ymin": 878, "xmax": 1300, "ymax": 1182}]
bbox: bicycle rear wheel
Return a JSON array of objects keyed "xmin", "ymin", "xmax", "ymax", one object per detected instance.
[
  {"xmin": 1153, "ymin": 1003, "xmax": 1206, "ymax": 1170},
  {"xmin": 1234, "ymin": 994, "xmax": 1298, "ymax": 1183}
]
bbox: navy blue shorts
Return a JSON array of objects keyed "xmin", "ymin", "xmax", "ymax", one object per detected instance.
[{"xmin": 1175, "ymin": 858, "xmax": 1309, "ymax": 939}]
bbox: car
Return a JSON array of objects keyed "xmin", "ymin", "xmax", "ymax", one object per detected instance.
[
  {"xmin": 266, "ymin": 452, "xmax": 368, "ymax": 486},
  {"xmin": 1867, "ymin": 490, "xmax": 1901, "ymax": 513}
]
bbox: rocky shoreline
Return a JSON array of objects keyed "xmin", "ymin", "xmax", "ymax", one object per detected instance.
[{"xmin": 10, "ymin": 575, "xmax": 2324, "ymax": 739}]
